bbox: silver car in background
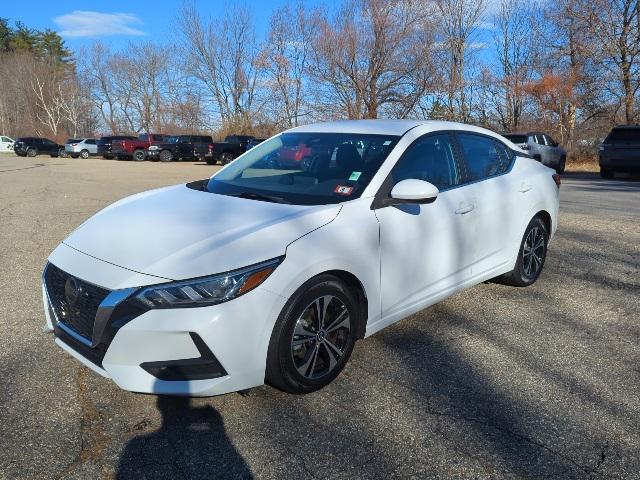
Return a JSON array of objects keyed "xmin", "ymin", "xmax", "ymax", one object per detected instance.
[
  {"xmin": 65, "ymin": 138, "xmax": 98, "ymax": 159},
  {"xmin": 503, "ymin": 132, "xmax": 566, "ymax": 173}
]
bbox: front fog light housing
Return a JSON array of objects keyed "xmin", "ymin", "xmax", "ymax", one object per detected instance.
[{"xmin": 135, "ymin": 257, "xmax": 283, "ymax": 309}]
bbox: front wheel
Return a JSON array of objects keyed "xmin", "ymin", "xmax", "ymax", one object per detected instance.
[
  {"xmin": 159, "ymin": 150, "xmax": 173, "ymax": 162},
  {"xmin": 499, "ymin": 217, "xmax": 548, "ymax": 287},
  {"xmin": 600, "ymin": 167, "xmax": 614, "ymax": 179},
  {"xmin": 266, "ymin": 275, "xmax": 358, "ymax": 394},
  {"xmin": 80, "ymin": 149, "xmax": 90, "ymax": 159},
  {"xmin": 26, "ymin": 148, "xmax": 37, "ymax": 157}
]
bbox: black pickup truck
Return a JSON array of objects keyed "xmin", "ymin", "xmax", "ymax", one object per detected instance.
[
  {"xmin": 147, "ymin": 135, "xmax": 214, "ymax": 162},
  {"xmin": 208, "ymin": 135, "xmax": 255, "ymax": 165},
  {"xmin": 599, "ymin": 125, "xmax": 640, "ymax": 178}
]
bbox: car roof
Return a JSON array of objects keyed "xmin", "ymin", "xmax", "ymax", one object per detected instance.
[{"xmin": 288, "ymin": 119, "xmax": 502, "ymax": 137}]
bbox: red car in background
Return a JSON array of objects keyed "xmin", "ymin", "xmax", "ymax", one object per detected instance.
[{"xmin": 278, "ymin": 142, "xmax": 313, "ymax": 167}]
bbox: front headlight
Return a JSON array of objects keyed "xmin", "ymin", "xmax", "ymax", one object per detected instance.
[
  {"xmin": 149, "ymin": 145, "xmax": 159, "ymax": 150},
  {"xmin": 134, "ymin": 257, "xmax": 283, "ymax": 309}
]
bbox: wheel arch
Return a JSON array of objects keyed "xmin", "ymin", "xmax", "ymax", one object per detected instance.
[
  {"xmin": 321, "ymin": 269, "xmax": 368, "ymax": 340},
  {"xmin": 534, "ymin": 210, "xmax": 552, "ymax": 236}
]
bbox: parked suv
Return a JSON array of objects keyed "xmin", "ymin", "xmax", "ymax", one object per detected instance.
[
  {"xmin": 97, "ymin": 136, "xmax": 136, "ymax": 159},
  {"xmin": 503, "ymin": 132, "xmax": 566, "ymax": 173},
  {"xmin": 65, "ymin": 138, "xmax": 98, "ymax": 159},
  {"xmin": 599, "ymin": 126, "xmax": 640, "ymax": 178},
  {"xmin": 147, "ymin": 135, "xmax": 214, "ymax": 162},
  {"xmin": 14, "ymin": 137, "xmax": 64, "ymax": 157}
]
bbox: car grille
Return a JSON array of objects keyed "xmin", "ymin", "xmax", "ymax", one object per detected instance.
[{"xmin": 44, "ymin": 263, "xmax": 110, "ymax": 342}]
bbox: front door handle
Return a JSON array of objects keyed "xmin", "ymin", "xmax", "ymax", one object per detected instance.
[
  {"xmin": 455, "ymin": 202, "xmax": 475, "ymax": 215},
  {"xmin": 519, "ymin": 183, "xmax": 532, "ymax": 193}
]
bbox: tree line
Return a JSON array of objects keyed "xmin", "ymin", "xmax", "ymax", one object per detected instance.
[{"xmin": 1, "ymin": 0, "xmax": 639, "ymax": 155}]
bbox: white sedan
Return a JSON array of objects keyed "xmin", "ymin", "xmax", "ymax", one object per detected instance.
[{"xmin": 43, "ymin": 120, "xmax": 559, "ymax": 396}]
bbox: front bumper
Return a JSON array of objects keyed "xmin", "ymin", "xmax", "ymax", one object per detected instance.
[{"xmin": 43, "ymin": 249, "xmax": 287, "ymax": 396}]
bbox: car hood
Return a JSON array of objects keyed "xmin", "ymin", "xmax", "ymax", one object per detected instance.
[{"xmin": 63, "ymin": 184, "xmax": 341, "ymax": 281}]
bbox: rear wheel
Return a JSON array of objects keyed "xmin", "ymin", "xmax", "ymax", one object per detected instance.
[
  {"xmin": 499, "ymin": 216, "xmax": 548, "ymax": 287},
  {"xmin": 159, "ymin": 149, "xmax": 173, "ymax": 162},
  {"xmin": 600, "ymin": 167, "xmax": 614, "ymax": 179},
  {"xmin": 133, "ymin": 149, "xmax": 146, "ymax": 161},
  {"xmin": 556, "ymin": 156, "xmax": 566, "ymax": 174},
  {"xmin": 266, "ymin": 275, "xmax": 358, "ymax": 394},
  {"xmin": 26, "ymin": 148, "xmax": 37, "ymax": 157},
  {"xmin": 80, "ymin": 149, "xmax": 90, "ymax": 159},
  {"xmin": 206, "ymin": 157, "xmax": 216, "ymax": 165}
]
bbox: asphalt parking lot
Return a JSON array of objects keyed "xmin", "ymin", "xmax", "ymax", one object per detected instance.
[{"xmin": 0, "ymin": 155, "xmax": 638, "ymax": 479}]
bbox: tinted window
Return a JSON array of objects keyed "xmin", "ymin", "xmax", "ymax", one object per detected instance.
[
  {"xmin": 458, "ymin": 133, "xmax": 512, "ymax": 182},
  {"xmin": 85, "ymin": 139, "xmax": 96, "ymax": 145},
  {"xmin": 1, "ymin": 137, "xmax": 9, "ymax": 142},
  {"xmin": 390, "ymin": 134, "xmax": 459, "ymax": 190},
  {"xmin": 139, "ymin": 134, "xmax": 148, "ymax": 141},
  {"xmin": 543, "ymin": 135, "xmax": 556, "ymax": 146},
  {"xmin": 605, "ymin": 128, "xmax": 640, "ymax": 142},
  {"xmin": 504, "ymin": 134, "xmax": 527, "ymax": 144},
  {"xmin": 208, "ymin": 133, "xmax": 399, "ymax": 205}
]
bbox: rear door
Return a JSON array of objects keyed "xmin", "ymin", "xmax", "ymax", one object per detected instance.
[
  {"xmin": 454, "ymin": 132, "xmax": 520, "ymax": 276},
  {"xmin": 84, "ymin": 139, "xmax": 97, "ymax": 154}
]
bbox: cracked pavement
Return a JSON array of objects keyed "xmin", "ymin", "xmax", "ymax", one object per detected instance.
[{"xmin": 0, "ymin": 156, "xmax": 638, "ymax": 479}]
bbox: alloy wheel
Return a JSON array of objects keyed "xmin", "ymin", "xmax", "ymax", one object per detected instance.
[
  {"xmin": 291, "ymin": 295, "xmax": 351, "ymax": 380},
  {"xmin": 522, "ymin": 226, "xmax": 545, "ymax": 278}
]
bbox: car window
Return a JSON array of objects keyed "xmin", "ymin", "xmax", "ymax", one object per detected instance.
[
  {"xmin": 543, "ymin": 135, "xmax": 557, "ymax": 147},
  {"xmin": 604, "ymin": 128, "xmax": 640, "ymax": 142},
  {"xmin": 458, "ymin": 133, "xmax": 512, "ymax": 182},
  {"xmin": 85, "ymin": 139, "xmax": 96, "ymax": 145},
  {"xmin": 390, "ymin": 134, "xmax": 459, "ymax": 190},
  {"xmin": 535, "ymin": 134, "xmax": 546, "ymax": 145}
]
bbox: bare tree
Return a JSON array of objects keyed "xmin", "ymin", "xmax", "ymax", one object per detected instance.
[
  {"xmin": 309, "ymin": 0, "xmax": 436, "ymax": 119},
  {"xmin": 259, "ymin": 1, "xmax": 315, "ymax": 127},
  {"xmin": 435, "ymin": 0, "xmax": 487, "ymax": 122},
  {"xmin": 490, "ymin": 0, "xmax": 536, "ymax": 131},
  {"xmin": 587, "ymin": 0, "xmax": 640, "ymax": 123},
  {"xmin": 179, "ymin": 2, "xmax": 262, "ymax": 128}
]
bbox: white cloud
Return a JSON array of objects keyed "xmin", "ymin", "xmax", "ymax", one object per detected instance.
[{"xmin": 53, "ymin": 11, "xmax": 146, "ymax": 38}]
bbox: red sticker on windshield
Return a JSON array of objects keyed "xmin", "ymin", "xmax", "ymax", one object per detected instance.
[{"xmin": 334, "ymin": 185, "xmax": 354, "ymax": 195}]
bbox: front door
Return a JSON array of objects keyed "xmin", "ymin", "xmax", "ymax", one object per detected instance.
[{"xmin": 375, "ymin": 133, "xmax": 477, "ymax": 324}]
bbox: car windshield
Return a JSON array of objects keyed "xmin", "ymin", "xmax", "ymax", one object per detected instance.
[
  {"xmin": 207, "ymin": 132, "xmax": 400, "ymax": 205},
  {"xmin": 504, "ymin": 134, "xmax": 527, "ymax": 144}
]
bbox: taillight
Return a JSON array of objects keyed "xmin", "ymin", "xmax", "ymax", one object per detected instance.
[
  {"xmin": 208, "ymin": 144, "xmax": 213, "ymax": 152},
  {"xmin": 552, "ymin": 174, "xmax": 561, "ymax": 188},
  {"xmin": 71, "ymin": 143, "xmax": 77, "ymax": 146}
]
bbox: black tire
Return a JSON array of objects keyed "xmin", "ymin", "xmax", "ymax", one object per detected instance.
[
  {"xmin": 556, "ymin": 156, "xmax": 566, "ymax": 174},
  {"xmin": 133, "ymin": 149, "xmax": 146, "ymax": 162},
  {"xmin": 600, "ymin": 167, "xmax": 614, "ymax": 179},
  {"xmin": 266, "ymin": 274, "xmax": 359, "ymax": 394},
  {"xmin": 159, "ymin": 149, "xmax": 173, "ymax": 162},
  {"xmin": 80, "ymin": 149, "xmax": 90, "ymax": 159},
  {"xmin": 221, "ymin": 152, "xmax": 233, "ymax": 165},
  {"xmin": 70, "ymin": 154, "xmax": 79, "ymax": 159},
  {"xmin": 499, "ymin": 216, "xmax": 548, "ymax": 287},
  {"xmin": 205, "ymin": 157, "xmax": 216, "ymax": 165},
  {"xmin": 103, "ymin": 154, "xmax": 113, "ymax": 160},
  {"xmin": 26, "ymin": 148, "xmax": 37, "ymax": 157}
]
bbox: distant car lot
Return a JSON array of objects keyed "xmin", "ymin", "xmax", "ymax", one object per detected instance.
[{"xmin": 0, "ymin": 154, "xmax": 638, "ymax": 479}]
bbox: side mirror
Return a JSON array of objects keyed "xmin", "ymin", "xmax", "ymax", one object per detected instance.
[{"xmin": 390, "ymin": 179, "xmax": 439, "ymax": 205}]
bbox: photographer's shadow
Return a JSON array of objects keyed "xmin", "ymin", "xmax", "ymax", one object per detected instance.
[{"xmin": 116, "ymin": 394, "xmax": 252, "ymax": 479}]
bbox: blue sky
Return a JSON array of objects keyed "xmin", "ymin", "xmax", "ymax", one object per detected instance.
[
  {"xmin": 5, "ymin": 0, "xmax": 328, "ymax": 51},
  {"xmin": 5, "ymin": 0, "xmax": 499, "ymax": 58}
]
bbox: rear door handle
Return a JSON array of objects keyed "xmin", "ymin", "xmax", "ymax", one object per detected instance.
[
  {"xmin": 519, "ymin": 183, "xmax": 532, "ymax": 193},
  {"xmin": 455, "ymin": 202, "xmax": 475, "ymax": 215}
]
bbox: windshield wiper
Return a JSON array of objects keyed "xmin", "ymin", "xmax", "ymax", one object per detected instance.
[{"xmin": 232, "ymin": 191, "xmax": 290, "ymax": 204}]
